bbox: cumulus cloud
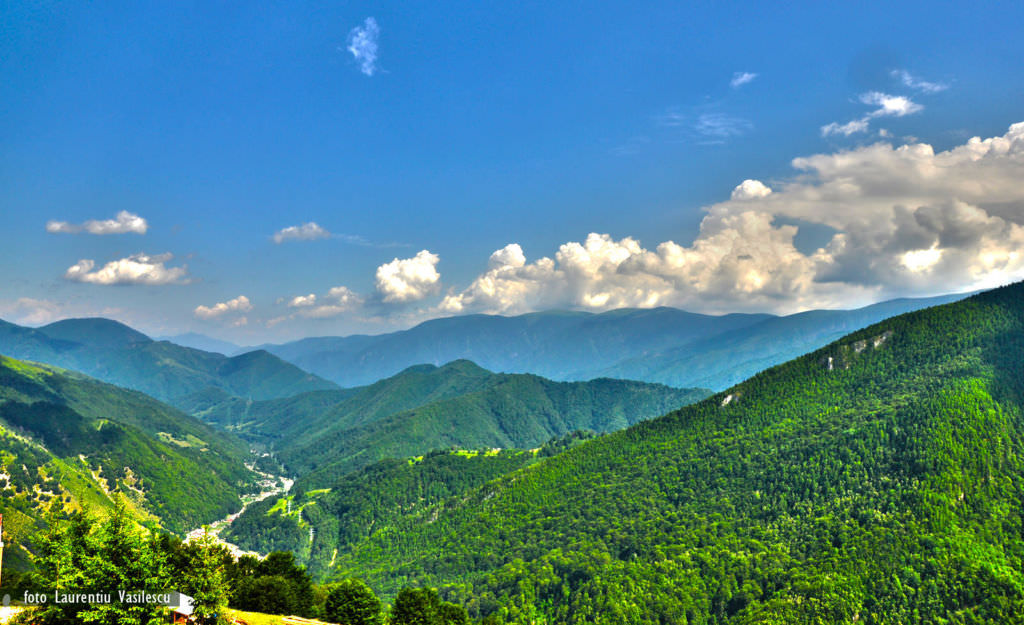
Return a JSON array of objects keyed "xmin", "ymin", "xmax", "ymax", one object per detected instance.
[
  {"xmin": 859, "ymin": 91, "xmax": 923, "ymax": 118},
  {"xmin": 730, "ymin": 72, "xmax": 758, "ymax": 88},
  {"xmin": 376, "ymin": 250, "xmax": 441, "ymax": 303},
  {"xmin": 46, "ymin": 211, "xmax": 148, "ymax": 235},
  {"xmin": 194, "ymin": 296, "xmax": 253, "ymax": 320},
  {"xmin": 347, "ymin": 17, "xmax": 380, "ymax": 76},
  {"xmin": 281, "ymin": 286, "xmax": 363, "ymax": 319},
  {"xmin": 272, "ymin": 222, "xmax": 331, "ymax": 243},
  {"xmin": 442, "ymin": 123, "xmax": 1024, "ymax": 315},
  {"xmin": 731, "ymin": 179, "xmax": 773, "ymax": 200},
  {"xmin": 64, "ymin": 253, "xmax": 189, "ymax": 285},
  {"xmin": 892, "ymin": 69, "xmax": 948, "ymax": 94},
  {"xmin": 822, "ymin": 91, "xmax": 924, "ymax": 137},
  {"xmin": 288, "ymin": 294, "xmax": 317, "ymax": 308}
]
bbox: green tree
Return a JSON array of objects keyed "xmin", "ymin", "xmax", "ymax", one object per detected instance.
[
  {"xmin": 389, "ymin": 587, "xmax": 441, "ymax": 625},
  {"xmin": 437, "ymin": 601, "xmax": 469, "ymax": 625},
  {"xmin": 324, "ymin": 578, "xmax": 382, "ymax": 625},
  {"xmin": 30, "ymin": 503, "xmax": 170, "ymax": 625},
  {"xmin": 180, "ymin": 529, "xmax": 231, "ymax": 625},
  {"xmin": 236, "ymin": 575, "xmax": 295, "ymax": 616},
  {"xmin": 30, "ymin": 508, "xmax": 100, "ymax": 624}
]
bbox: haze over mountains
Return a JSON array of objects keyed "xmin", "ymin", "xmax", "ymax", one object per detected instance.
[
  {"xmin": 246, "ymin": 292, "xmax": 970, "ymax": 390},
  {"xmin": 0, "ymin": 317, "xmax": 338, "ymax": 409}
]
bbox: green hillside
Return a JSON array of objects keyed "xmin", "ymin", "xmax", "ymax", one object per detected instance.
[
  {"xmin": 286, "ymin": 369, "xmax": 709, "ymax": 487},
  {"xmin": 0, "ymin": 317, "xmax": 338, "ymax": 407},
  {"xmin": 216, "ymin": 359, "xmax": 708, "ymax": 486},
  {"xmin": 322, "ymin": 283, "xmax": 1024, "ymax": 623},
  {"xmin": 0, "ymin": 354, "xmax": 254, "ymax": 548},
  {"xmin": 223, "ymin": 433, "xmax": 595, "ymax": 579}
]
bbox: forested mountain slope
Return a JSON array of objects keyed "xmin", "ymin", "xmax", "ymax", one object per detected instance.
[
  {"xmin": 0, "ymin": 354, "xmax": 254, "ymax": 562},
  {"xmin": 224, "ymin": 359, "xmax": 708, "ymax": 486},
  {"xmin": 224, "ymin": 433, "xmax": 596, "ymax": 579},
  {"xmin": 328, "ymin": 283, "xmax": 1024, "ymax": 623},
  {"xmin": 0, "ymin": 317, "xmax": 337, "ymax": 406}
]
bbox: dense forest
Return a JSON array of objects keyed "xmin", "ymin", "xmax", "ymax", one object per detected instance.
[
  {"xmin": 314, "ymin": 283, "xmax": 1024, "ymax": 622},
  {"xmin": 4, "ymin": 503, "xmax": 478, "ymax": 625},
  {"xmin": 194, "ymin": 358, "xmax": 707, "ymax": 487},
  {"xmin": 224, "ymin": 432, "xmax": 597, "ymax": 578},
  {"xmin": 6, "ymin": 282, "xmax": 1024, "ymax": 623}
]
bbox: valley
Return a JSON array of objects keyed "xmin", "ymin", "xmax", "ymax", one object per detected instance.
[
  {"xmin": 185, "ymin": 458, "xmax": 294, "ymax": 559},
  {"xmin": 3, "ymin": 285, "xmax": 1024, "ymax": 623}
]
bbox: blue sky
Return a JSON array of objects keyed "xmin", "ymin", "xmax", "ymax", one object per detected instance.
[{"xmin": 3, "ymin": 1, "xmax": 1024, "ymax": 343}]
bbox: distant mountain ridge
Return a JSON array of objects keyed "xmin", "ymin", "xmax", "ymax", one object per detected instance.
[
  {"xmin": 157, "ymin": 332, "xmax": 243, "ymax": 356},
  {"xmin": 0, "ymin": 317, "xmax": 338, "ymax": 408},
  {"xmin": 189, "ymin": 358, "xmax": 709, "ymax": 488},
  {"xmin": 246, "ymin": 293, "xmax": 971, "ymax": 389}
]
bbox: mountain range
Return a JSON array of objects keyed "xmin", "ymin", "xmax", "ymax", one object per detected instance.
[
  {"xmin": 0, "ymin": 317, "xmax": 337, "ymax": 409},
  {"xmin": 298, "ymin": 283, "xmax": 1024, "ymax": 621},
  {"xmin": 246, "ymin": 292, "xmax": 970, "ymax": 389},
  {"xmin": 183, "ymin": 359, "xmax": 709, "ymax": 487}
]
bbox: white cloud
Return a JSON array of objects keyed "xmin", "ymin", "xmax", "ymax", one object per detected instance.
[
  {"xmin": 822, "ymin": 91, "xmax": 923, "ymax": 137},
  {"xmin": 46, "ymin": 211, "xmax": 148, "ymax": 235},
  {"xmin": 194, "ymin": 296, "xmax": 253, "ymax": 319},
  {"xmin": 860, "ymin": 91, "xmax": 923, "ymax": 118},
  {"xmin": 376, "ymin": 250, "xmax": 441, "ymax": 303},
  {"xmin": 892, "ymin": 69, "xmax": 948, "ymax": 94},
  {"xmin": 0, "ymin": 298, "xmax": 124, "ymax": 326},
  {"xmin": 64, "ymin": 253, "xmax": 189, "ymax": 285},
  {"xmin": 0, "ymin": 298, "xmax": 63, "ymax": 325},
  {"xmin": 442, "ymin": 122, "xmax": 1024, "ymax": 315},
  {"xmin": 347, "ymin": 17, "xmax": 380, "ymax": 76},
  {"xmin": 730, "ymin": 71, "xmax": 758, "ymax": 88},
  {"xmin": 272, "ymin": 222, "xmax": 331, "ymax": 243},
  {"xmin": 731, "ymin": 179, "xmax": 773, "ymax": 200},
  {"xmin": 822, "ymin": 118, "xmax": 871, "ymax": 137},
  {"xmin": 276, "ymin": 286, "xmax": 364, "ymax": 320},
  {"xmin": 288, "ymin": 294, "xmax": 317, "ymax": 308}
]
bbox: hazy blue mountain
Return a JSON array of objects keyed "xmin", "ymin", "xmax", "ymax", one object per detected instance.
[
  {"xmin": 0, "ymin": 317, "xmax": 338, "ymax": 406},
  {"xmin": 596, "ymin": 292, "xmax": 974, "ymax": 389},
  {"xmin": 158, "ymin": 332, "xmax": 243, "ymax": 356},
  {"xmin": 251, "ymin": 308, "xmax": 774, "ymax": 387},
  {"xmin": 249, "ymin": 293, "xmax": 970, "ymax": 390}
]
